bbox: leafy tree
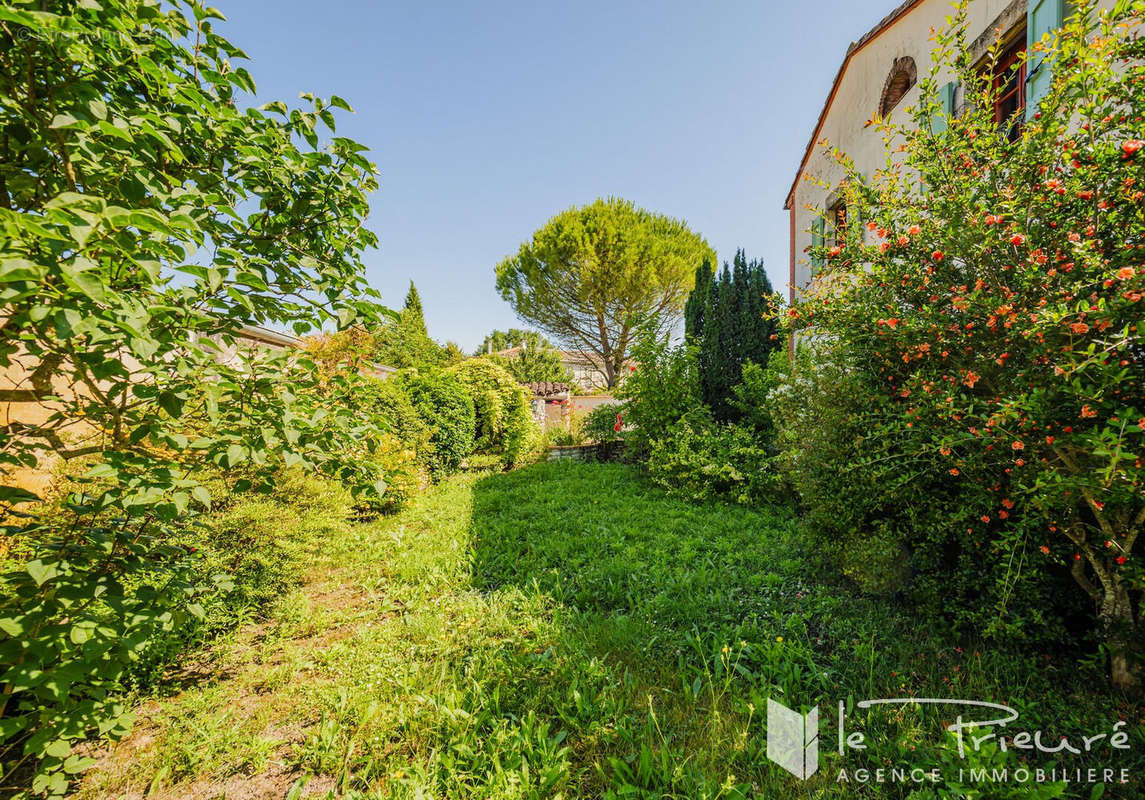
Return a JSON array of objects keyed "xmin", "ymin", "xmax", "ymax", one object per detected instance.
[
  {"xmin": 475, "ymin": 328, "xmax": 552, "ymax": 356},
  {"xmin": 0, "ymin": 1, "xmax": 386, "ymax": 792},
  {"xmin": 785, "ymin": 0, "xmax": 1144, "ymax": 688},
  {"xmin": 495, "ymin": 198, "xmax": 715, "ymax": 387}
]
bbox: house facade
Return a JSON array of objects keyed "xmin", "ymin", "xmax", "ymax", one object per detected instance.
[{"xmin": 785, "ymin": 0, "xmax": 1111, "ymax": 304}]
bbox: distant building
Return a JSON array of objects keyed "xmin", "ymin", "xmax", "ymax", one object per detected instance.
[{"xmin": 490, "ymin": 346, "xmax": 629, "ymax": 392}]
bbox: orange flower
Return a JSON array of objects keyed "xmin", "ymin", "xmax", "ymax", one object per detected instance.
[
  {"xmin": 1070, "ymin": 322, "xmax": 1089, "ymax": 334},
  {"xmin": 1081, "ymin": 405, "xmax": 1098, "ymax": 418},
  {"xmin": 940, "ymin": 446, "xmax": 952, "ymax": 456},
  {"xmin": 1117, "ymin": 267, "xmax": 1136, "ymax": 279},
  {"xmin": 908, "ymin": 224, "xmax": 922, "ymax": 235},
  {"xmin": 932, "ymin": 250, "xmax": 944, "ymax": 261},
  {"xmin": 1040, "ymin": 545, "xmax": 1051, "ymax": 555},
  {"xmin": 1001, "ymin": 498, "xmax": 1014, "ymax": 509},
  {"xmin": 1138, "ymin": 418, "xmax": 1145, "ymax": 431},
  {"xmin": 949, "ymin": 467, "xmax": 960, "ymax": 476},
  {"xmin": 1012, "ymin": 440, "xmax": 1024, "ymax": 451},
  {"xmin": 962, "ymin": 370, "xmax": 981, "ymax": 388},
  {"xmin": 1009, "ymin": 233, "xmax": 1026, "ymax": 246},
  {"xmin": 1123, "ymin": 139, "xmax": 1143, "ymax": 156}
]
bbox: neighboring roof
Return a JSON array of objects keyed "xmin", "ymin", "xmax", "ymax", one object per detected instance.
[
  {"xmin": 783, "ymin": 0, "xmax": 925, "ymax": 209},
  {"xmin": 524, "ymin": 381, "xmax": 570, "ymax": 398},
  {"xmin": 236, "ymin": 324, "xmax": 302, "ymax": 348}
]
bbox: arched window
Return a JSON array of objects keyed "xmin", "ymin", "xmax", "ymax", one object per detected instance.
[{"xmin": 879, "ymin": 56, "xmax": 917, "ymax": 117}]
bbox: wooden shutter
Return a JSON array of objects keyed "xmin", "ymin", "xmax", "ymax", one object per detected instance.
[
  {"xmin": 930, "ymin": 81, "xmax": 957, "ymax": 133},
  {"xmin": 811, "ymin": 217, "xmax": 825, "ymax": 274},
  {"xmin": 1026, "ymin": 0, "xmax": 1065, "ymax": 119}
]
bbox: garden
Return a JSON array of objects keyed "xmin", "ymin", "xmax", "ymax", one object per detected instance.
[{"xmin": 1, "ymin": 0, "xmax": 1143, "ymax": 798}]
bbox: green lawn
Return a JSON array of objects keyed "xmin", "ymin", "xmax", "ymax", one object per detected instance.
[{"xmin": 78, "ymin": 462, "xmax": 1142, "ymax": 799}]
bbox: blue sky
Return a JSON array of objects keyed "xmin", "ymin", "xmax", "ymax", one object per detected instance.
[{"xmin": 218, "ymin": 1, "xmax": 887, "ymax": 352}]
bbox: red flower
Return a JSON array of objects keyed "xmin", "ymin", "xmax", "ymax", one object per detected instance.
[
  {"xmin": 1040, "ymin": 545, "xmax": 1051, "ymax": 555},
  {"xmin": 1009, "ymin": 233, "xmax": 1026, "ymax": 246},
  {"xmin": 1138, "ymin": 418, "xmax": 1145, "ymax": 431},
  {"xmin": 1011, "ymin": 440, "xmax": 1024, "ymax": 451},
  {"xmin": 1081, "ymin": 405, "xmax": 1098, "ymax": 418},
  {"xmin": 932, "ymin": 250, "xmax": 944, "ymax": 261},
  {"xmin": 1116, "ymin": 555, "xmax": 1128, "ymax": 565},
  {"xmin": 1123, "ymin": 139, "xmax": 1143, "ymax": 156}
]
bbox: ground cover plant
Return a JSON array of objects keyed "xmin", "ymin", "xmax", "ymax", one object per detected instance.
[{"xmin": 74, "ymin": 463, "xmax": 1144, "ymax": 799}]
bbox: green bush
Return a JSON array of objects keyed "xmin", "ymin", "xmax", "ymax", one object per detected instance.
[
  {"xmin": 360, "ymin": 377, "xmax": 432, "ymax": 467},
  {"xmin": 580, "ymin": 403, "xmax": 624, "ymax": 444},
  {"xmin": 615, "ymin": 329, "xmax": 702, "ymax": 459},
  {"xmin": 646, "ymin": 409, "xmax": 778, "ymax": 506},
  {"xmin": 446, "ymin": 359, "xmax": 540, "ymax": 467},
  {"xmin": 400, "ymin": 370, "xmax": 477, "ymax": 478}
]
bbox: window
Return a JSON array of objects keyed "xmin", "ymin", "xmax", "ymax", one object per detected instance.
[
  {"xmin": 991, "ymin": 32, "xmax": 1027, "ymax": 142},
  {"xmin": 879, "ymin": 56, "xmax": 917, "ymax": 117},
  {"xmin": 829, "ymin": 200, "xmax": 848, "ymax": 248}
]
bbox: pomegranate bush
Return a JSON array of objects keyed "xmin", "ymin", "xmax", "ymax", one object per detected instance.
[{"xmin": 785, "ymin": 0, "xmax": 1144, "ymax": 688}]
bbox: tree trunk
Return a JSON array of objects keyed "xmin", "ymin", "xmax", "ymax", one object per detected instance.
[{"xmin": 1100, "ymin": 582, "xmax": 1140, "ymax": 692}]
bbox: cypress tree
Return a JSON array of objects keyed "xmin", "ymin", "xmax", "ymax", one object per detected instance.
[
  {"xmin": 684, "ymin": 260, "xmax": 713, "ymax": 344},
  {"xmin": 681, "ymin": 251, "xmax": 781, "ymax": 422},
  {"xmin": 403, "ymin": 280, "xmax": 426, "ymax": 335}
]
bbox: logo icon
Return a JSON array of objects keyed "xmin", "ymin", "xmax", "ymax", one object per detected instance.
[{"xmin": 767, "ymin": 699, "xmax": 819, "ymax": 779}]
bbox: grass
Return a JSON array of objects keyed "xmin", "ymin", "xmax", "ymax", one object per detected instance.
[{"xmin": 77, "ymin": 462, "xmax": 1144, "ymax": 799}]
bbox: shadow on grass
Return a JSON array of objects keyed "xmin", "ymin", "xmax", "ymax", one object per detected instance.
[{"xmin": 468, "ymin": 459, "xmax": 815, "ymax": 662}]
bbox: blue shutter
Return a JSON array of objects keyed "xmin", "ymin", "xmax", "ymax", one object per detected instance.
[
  {"xmin": 931, "ymin": 81, "xmax": 957, "ymax": 133},
  {"xmin": 1026, "ymin": 0, "xmax": 1066, "ymax": 119},
  {"xmin": 811, "ymin": 217, "xmax": 825, "ymax": 274}
]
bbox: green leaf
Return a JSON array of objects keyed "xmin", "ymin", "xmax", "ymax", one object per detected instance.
[
  {"xmin": 49, "ymin": 113, "xmax": 82, "ymax": 129},
  {"xmin": 191, "ymin": 485, "xmax": 212, "ymax": 509},
  {"xmin": 226, "ymin": 443, "xmax": 246, "ymax": 466},
  {"xmin": 26, "ymin": 559, "xmax": 59, "ymax": 587}
]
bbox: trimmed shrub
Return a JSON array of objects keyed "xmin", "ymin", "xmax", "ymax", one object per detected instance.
[
  {"xmin": 400, "ymin": 370, "xmax": 477, "ymax": 478},
  {"xmin": 446, "ymin": 359, "xmax": 540, "ymax": 467}
]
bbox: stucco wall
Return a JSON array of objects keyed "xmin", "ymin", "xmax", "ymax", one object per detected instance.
[{"xmin": 787, "ymin": 0, "xmax": 1116, "ymax": 300}]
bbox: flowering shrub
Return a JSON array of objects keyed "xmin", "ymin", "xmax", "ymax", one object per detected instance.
[
  {"xmin": 785, "ymin": 0, "xmax": 1145, "ymax": 687},
  {"xmin": 579, "ymin": 403, "xmax": 625, "ymax": 444}
]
